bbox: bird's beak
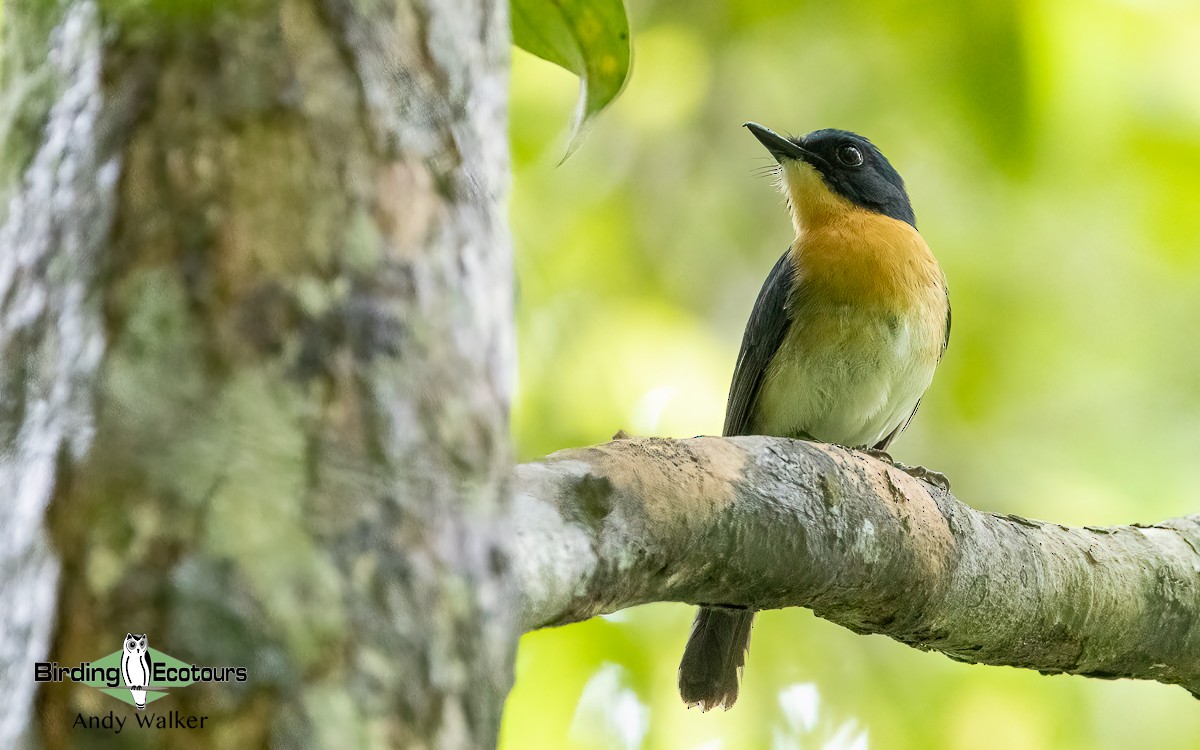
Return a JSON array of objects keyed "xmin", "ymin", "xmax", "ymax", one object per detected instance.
[{"xmin": 744, "ymin": 122, "xmax": 816, "ymax": 164}]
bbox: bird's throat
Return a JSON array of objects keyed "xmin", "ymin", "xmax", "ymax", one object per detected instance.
[{"xmin": 779, "ymin": 160, "xmax": 856, "ymax": 235}]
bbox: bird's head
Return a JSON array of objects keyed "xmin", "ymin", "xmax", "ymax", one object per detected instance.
[{"xmin": 744, "ymin": 122, "xmax": 915, "ymax": 231}]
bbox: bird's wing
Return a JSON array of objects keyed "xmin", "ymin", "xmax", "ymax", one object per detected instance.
[
  {"xmin": 723, "ymin": 250, "xmax": 796, "ymax": 437},
  {"xmin": 941, "ymin": 287, "xmax": 951, "ymax": 359}
]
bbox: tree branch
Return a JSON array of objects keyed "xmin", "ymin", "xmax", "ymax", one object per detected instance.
[{"xmin": 508, "ymin": 435, "xmax": 1200, "ymax": 695}]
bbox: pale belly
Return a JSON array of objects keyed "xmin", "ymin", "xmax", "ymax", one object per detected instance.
[{"xmin": 752, "ymin": 304, "xmax": 941, "ymax": 448}]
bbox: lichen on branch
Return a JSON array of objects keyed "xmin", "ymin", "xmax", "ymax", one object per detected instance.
[{"xmin": 509, "ymin": 435, "xmax": 1200, "ymax": 696}]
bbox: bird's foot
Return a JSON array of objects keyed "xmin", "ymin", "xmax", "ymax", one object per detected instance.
[
  {"xmin": 861, "ymin": 447, "xmax": 894, "ymax": 463},
  {"xmin": 892, "ymin": 461, "xmax": 951, "ymax": 491},
  {"xmin": 856, "ymin": 447, "xmax": 951, "ymax": 491}
]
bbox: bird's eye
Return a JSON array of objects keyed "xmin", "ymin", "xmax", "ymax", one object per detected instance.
[{"xmin": 836, "ymin": 144, "xmax": 864, "ymax": 167}]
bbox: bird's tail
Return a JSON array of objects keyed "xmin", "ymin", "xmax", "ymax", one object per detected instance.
[{"xmin": 677, "ymin": 606, "xmax": 755, "ymax": 711}]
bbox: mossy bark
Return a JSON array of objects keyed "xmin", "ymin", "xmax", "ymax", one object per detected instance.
[{"xmin": 1, "ymin": 0, "xmax": 513, "ymax": 747}]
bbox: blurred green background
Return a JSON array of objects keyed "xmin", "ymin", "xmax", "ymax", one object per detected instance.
[{"xmin": 502, "ymin": 0, "xmax": 1200, "ymax": 748}]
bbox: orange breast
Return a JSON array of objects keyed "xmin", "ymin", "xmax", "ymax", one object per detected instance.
[
  {"xmin": 793, "ymin": 208, "xmax": 946, "ymax": 322},
  {"xmin": 752, "ymin": 208, "xmax": 948, "ymax": 445}
]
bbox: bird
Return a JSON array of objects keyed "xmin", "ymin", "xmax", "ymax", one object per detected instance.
[
  {"xmin": 121, "ymin": 633, "xmax": 152, "ymax": 711},
  {"xmin": 676, "ymin": 122, "xmax": 951, "ymax": 711}
]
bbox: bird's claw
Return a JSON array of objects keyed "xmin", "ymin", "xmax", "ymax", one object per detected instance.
[
  {"xmin": 856, "ymin": 447, "xmax": 951, "ymax": 491},
  {"xmin": 893, "ymin": 462, "xmax": 951, "ymax": 491},
  {"xmin": 861, "ymin": 447, "xmax": 893, "ymax": 463}
]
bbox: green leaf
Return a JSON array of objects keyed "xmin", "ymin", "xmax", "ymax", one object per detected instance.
[{"xmin": 512, "ymin": 0, "xmax": 631, "ymax": 161}]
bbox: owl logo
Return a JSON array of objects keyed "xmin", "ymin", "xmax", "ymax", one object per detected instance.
[{"xmin": 120, "ymin": 633, "xmax": 152, "ymax": 710}]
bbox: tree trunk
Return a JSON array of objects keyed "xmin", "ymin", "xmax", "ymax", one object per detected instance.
[
  {"xmin": 0, "ymin": 0, "xmax": 514, "ymax": 747},
  {"xmin": 9, "ymin": 1, "xmax": 1200, "ymax": 747}
]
